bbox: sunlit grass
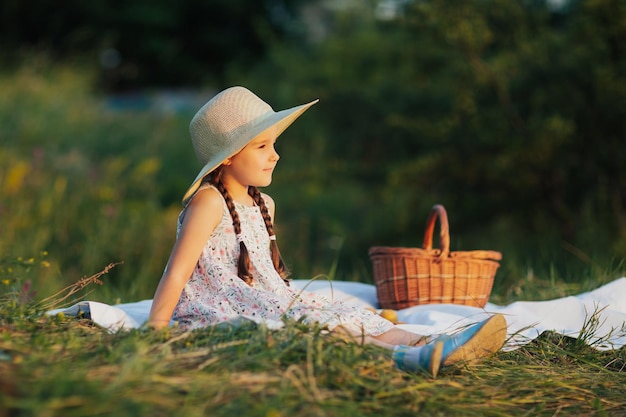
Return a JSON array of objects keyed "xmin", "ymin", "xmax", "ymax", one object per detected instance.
[{"xmin": 1, "ymin": 265, "xmax": 625, "ymax": 417}]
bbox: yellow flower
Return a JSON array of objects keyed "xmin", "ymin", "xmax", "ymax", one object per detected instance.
[
  {"xmin": 134, "ymin": 157, "xmax": 161, "ymax": 177},
  {"xmin": 3, "ymin": 161, "xmax": 29, "ymax": 195},
  {"xmin": 40, "ymin": 261, "xmax": 51, "ymax": 268},
  {"xmin": 2, "ymin": 279, "xmax": 10, "ymax": 285}
]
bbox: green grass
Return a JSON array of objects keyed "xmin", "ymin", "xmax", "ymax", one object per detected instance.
[{"xmin": 1, "ymin": 262, "xmax": 626, "ymax": 416}]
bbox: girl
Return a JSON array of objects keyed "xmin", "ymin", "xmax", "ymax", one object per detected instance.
[{"xmin": 148, "ymin": 86, "xmax": 507, "ymax": 377}]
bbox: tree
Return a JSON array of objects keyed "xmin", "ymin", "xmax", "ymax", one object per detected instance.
[
  {"xmin": 239, "ymin": 0, "xmax": 626, "ymax": 277},
  {"xmin": 0, "ymin": 0, "xmax": 308, "ymax": 89}
]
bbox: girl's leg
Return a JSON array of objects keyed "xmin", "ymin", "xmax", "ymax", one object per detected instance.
[
  {"xmin": 334, "ymin": 314, "xmax": 508, "ymax": 377},
  {"xmin": 371, "ymin": 327, "xmax": 429, "ymax": 347},
  {"xmin": 331, "ymin": 326, "xmax": 442, "ymax": 376},
  {"xmin": 330, "ymin": 326, "xmax": 427, "ymax": 349}
]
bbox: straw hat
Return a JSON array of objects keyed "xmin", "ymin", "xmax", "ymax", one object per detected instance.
[{"xmin": 183, "ymin": 86, "xmax": 318, "ymax": 204}]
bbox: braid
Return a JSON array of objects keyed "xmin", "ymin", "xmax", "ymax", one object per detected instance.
[
  {"xmin": 248, "ymin": 186, "xmax": 291, "ymax": 285},
  {"xmin": 208, "ymin": 169, "xmax": 254, "ymax": 285}
]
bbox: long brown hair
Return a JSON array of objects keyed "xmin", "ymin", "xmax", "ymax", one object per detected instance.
[{"xmin": 204, "ymin": 166, "xmax": 290, "ymax": 286}]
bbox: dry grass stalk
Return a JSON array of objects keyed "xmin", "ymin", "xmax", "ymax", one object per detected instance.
[{"xmin": 37, "ymin": 262, "xmax": 122, "ymax": 310}]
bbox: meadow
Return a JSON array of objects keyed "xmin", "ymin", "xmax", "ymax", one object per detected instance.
[
  {"xmin": 1, "ymin": 63, "xmax": 626, "ymax": 416},
  {"xmin": 1, "ymin": 260, "xmax": 626, "ymax": 416}
]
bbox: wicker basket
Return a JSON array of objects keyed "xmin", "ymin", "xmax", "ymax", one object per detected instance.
[{"xmin": 368, "ymin": 204, "xmax": 502, "ymax": 309}]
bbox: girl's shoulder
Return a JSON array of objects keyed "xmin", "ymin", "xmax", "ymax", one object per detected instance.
[
  {"xmin": 260, "ymin": 192, "xmax": 275, "ymax": 218},
  {"xmin": 176, "ymin": 186, "xmax": 224, "ymax": 248},
  {"xmin": 260, "ymin": 192, "xmax": 274, "ymax": 205},
  {"xmin": 179, "ymin": 185, "xmax": 224, "ymax": 225},
  {"xmin": 189, "ymin": 185, "xmax": 224, "ymax": 211}
]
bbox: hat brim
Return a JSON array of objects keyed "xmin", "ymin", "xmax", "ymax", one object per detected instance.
[{"xmin": 182, "ymin": 98, "xmax": 318, "ymax": 204}]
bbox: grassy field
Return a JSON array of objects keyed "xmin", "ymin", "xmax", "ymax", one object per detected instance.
[
  {"xmin": 2, "ymin": 63, "xmax": 625, "ymax": 416},
  {"xmin": 1, "ymin": 260, "xmax": 626, "ymax": 416}
]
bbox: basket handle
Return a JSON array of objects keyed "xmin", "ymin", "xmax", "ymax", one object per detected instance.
[{"xmin": 422, "ymin": 204, "xmax": 450, "ymax": 259}]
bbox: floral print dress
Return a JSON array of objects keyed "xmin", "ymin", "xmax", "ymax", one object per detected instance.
[{"xmin": 172, "ymin": 185, "xmax": 394, "ymax": 336}]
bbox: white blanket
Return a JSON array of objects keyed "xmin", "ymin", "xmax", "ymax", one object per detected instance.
[{"xmin": 48, "ymin": 277, "xmax": 626, "ymax": 351}]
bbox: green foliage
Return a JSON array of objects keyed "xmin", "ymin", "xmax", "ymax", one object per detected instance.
[
  {"xmin": 1, "ymin": 0, "xmax": 626, "ymax": 300},
  {"xmin": 234, "ymin": 0, "xmax": 626, "ymax": 281},
  {"xmin": 0, "ymin": 252, "xmax": 50, "ymax": 320},
  {"xmin": 0, "ymin": 63, "xmax": 191, "ymax": 301}
]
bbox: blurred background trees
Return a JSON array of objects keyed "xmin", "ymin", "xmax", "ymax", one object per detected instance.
[
  {"xmin": 0, "ymin": 0, "xmax": 307, "ymax": 89},
  {"xmin": 1, "ymin": 0, "xmax": 624, "ymax": 300}
]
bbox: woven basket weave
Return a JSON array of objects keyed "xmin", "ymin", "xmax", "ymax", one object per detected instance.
[{"xmin": 368, "ymin": 204, "xmax": 502, "ymax": 309}]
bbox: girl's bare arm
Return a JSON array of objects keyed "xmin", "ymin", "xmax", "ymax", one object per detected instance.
[{"xmin": 148, "ymin": 188, "xmax": 223, "ymax": 328}]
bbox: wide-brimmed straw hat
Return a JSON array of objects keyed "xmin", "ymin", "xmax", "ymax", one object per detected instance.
[{"xmin": 183, "ymin": 86, "xmax": 318, "ymax": 204}]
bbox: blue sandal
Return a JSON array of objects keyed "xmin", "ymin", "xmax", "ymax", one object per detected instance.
[{"xmin": 392, "ymin": 314, "xmax": 507, "ymax": 377}]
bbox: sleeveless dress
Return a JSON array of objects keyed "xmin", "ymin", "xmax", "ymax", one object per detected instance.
[{"xmin": 172, "ymin": 185, "xmax": 394, "ymax": 336}]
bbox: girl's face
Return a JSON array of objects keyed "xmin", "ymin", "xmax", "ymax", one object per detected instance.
[{"xmin": 223, "ymin": 130, "xmax": 280, "ymax": 189}]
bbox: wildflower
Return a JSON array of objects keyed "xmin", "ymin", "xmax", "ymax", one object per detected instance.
[
  {"xmin": 2, "ymin": 279, "xmax": 9, "ymax": 285},
  {"xmin": 4, "ymin": 161, "xmax": 29, "ymax": 195},
  {"xmin": 41, "ymin": 261, "xmax": 51, "ymax": 268},
  {"xmin": 20, "ymin": 280, "xmax": 36, "ymax": 304}
]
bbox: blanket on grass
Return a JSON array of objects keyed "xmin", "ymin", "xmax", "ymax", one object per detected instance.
[{"xmin": 48, "ymin": 277, "xmax": 626, "ymax": 351}]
